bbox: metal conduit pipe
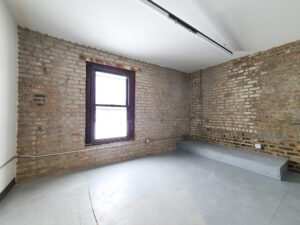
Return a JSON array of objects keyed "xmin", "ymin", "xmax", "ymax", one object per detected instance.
[{"xmin": 16, "ymin": 135, "xmax": 184, "ymax": 159}]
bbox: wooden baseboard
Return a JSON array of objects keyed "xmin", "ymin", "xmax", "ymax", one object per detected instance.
[{"xmin": 0, "ymin": 178, "xmax": 15, "ymax": 202}]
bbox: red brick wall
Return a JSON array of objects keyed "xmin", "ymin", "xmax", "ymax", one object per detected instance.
[
  {"xmin": 191, "ymin": 40, "xmax": 300, "ymax": 172},
  {"xmin": 17, "ymin": 28, "xmax": 191, "ymax": 182}
]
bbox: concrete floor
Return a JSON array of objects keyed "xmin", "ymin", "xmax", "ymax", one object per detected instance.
[{"xmin": 1, "ymin": 150, "xmax": 300, "ymax": 225}]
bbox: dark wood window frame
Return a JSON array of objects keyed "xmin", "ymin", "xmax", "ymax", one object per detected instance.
[{"xmin": 85, "ymin": 62, "xmax": 135, "ymax": 145}]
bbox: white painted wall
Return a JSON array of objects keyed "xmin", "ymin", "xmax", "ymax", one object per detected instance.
[{"xmin": 0, "ymin": 0, "xmax": 18, "ymax": 193}]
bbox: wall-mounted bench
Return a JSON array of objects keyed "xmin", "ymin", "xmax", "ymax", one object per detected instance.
[{"xmin": 177, "ymin": 141, "xmax": 288, "ymax": 180}]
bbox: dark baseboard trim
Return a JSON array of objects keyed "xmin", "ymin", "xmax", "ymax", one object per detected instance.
[{"xmin": 0, "ymin": 178, "xmax": 15, "ymax": 202}]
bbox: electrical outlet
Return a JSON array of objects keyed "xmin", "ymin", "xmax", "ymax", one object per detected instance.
[{"xmin": 255, "ymin": 143, "xmax": 262, "ymax": 150}]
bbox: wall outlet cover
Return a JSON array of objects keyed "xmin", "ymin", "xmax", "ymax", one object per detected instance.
[{"xmin": 255, "ymin": 143, "xmax": 262, "ymax": 149}]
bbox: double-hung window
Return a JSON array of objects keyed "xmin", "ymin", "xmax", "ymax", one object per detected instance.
[{"xmin": 85, "ymin": 62, "xmax": 135, "ymax": 145}]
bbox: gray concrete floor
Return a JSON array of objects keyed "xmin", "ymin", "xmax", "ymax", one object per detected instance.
[{"xmin": 1, "ymin": 150, "xmax": 300, "ymax": 225}]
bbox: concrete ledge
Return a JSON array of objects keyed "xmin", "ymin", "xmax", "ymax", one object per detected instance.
[{"xmin": 177, "ymin": 141, "xmax": 288, "ymax": 180}]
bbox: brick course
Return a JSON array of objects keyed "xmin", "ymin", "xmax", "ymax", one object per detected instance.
[
  {"xmin": 191, "ymin": 40, "xmax": 300, "ymax": 172},
  {"xmin": 17, "ymin": 28, "xmax": 191, "ymax": 182}
]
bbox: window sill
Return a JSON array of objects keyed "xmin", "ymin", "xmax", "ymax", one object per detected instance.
[{"xmin": 85, "ymin": 136, "xmax": 135, "ymax": 146}]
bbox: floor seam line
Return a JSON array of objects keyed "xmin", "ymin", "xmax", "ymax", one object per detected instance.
[
  {"xmin": 269, "ymin": 187, "xmax": 289, "ymax": 225},
  {"xmin": 88, "ymin": 184, "xmax": 99, "ymax": 225}
]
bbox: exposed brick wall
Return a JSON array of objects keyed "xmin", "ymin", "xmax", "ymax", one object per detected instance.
[
  {"xmin": 17, "ymin": 28, "xmax": 190, "ymax": 182},
  {"xmin": 191, "ymin": 40, "xmax": 300, "ymax": 172},
  {"xmin": 18, "ymin": 27, "xmax": 300, "ymax": 181}
]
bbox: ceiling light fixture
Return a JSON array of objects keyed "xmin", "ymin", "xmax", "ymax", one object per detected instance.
[{"xmin": 139, "ymin": 0, "xmax": 233, "ymax": 55}]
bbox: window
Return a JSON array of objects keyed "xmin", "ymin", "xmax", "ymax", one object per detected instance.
[{"xmin": 85, "ymin": 62, "xmax": 135, "ymax": 145}]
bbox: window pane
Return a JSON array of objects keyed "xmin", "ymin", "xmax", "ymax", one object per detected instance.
[
  {"xmin": 95, "ymin": 106, "xmax": 127, "ymax": 139},
  {"xmin": 95, "ymin": 71, "xmax": 127, "ymax": 105}
]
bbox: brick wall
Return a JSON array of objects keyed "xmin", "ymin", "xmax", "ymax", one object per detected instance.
[
  {"xmin": 191, "ymin": 40, "xmax": 300, "ymax": 172},
  {"xmin": 17, "ymin": 28, "xmax": 191, "ymax": 182},
  {"xmin": 17, "ymin": 27, "xmax": 300, "ymax": 182}
]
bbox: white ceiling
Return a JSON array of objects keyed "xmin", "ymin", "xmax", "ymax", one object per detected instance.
[{"xmin": 5, "ymin": 0, "xmax": 300, "ymax": 73}]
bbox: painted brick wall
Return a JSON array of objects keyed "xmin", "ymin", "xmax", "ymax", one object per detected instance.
[
  {"xmin": 191, "ymin": 40, "xmax": 300, "ymax": 172},
  {"xmin": 17, "ymin": 28, "xmax": 190, "ymax": 182}
]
